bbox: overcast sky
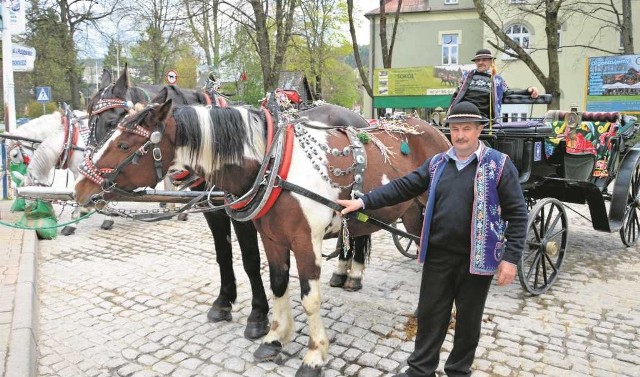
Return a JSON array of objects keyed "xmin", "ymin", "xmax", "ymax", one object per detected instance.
[{"xmin": 355, "ymin": 0, "xmax": 380, "ymax": 44}]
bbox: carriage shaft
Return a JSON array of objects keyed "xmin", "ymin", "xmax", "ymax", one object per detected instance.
[{"xmin": 16, "ymin": 186, "xmax": 224, "ymax": 204}]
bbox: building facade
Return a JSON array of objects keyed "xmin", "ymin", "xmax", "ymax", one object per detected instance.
[{"xmin": 364, "ymin": 0, "xmax": 640, "ymax": 119}]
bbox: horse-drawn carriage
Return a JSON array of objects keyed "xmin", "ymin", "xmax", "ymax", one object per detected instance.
[
  {"xmin": 391, "ymin": 94, "xmax": 639, "ymax": 295},
  {"xmin": 462, "ymin": 95, "xmax": 638, "ymax": 295}
]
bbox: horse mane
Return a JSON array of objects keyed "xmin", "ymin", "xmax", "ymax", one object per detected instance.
[
  {"xmin": 171, "ymin": 105, "xmax": 264, "ymax": 173},
  {"xmin": 6, "ymin": 111, "xmax": 63, "ymax": 150},
  {"xmin": 24, "ymin": 130, "xmax": 64, "ymax": 185}
]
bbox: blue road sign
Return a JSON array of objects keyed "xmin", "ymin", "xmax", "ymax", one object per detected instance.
[{"xmin": 35, "ymin": 86, "xmax": 51, "ymax": 103}]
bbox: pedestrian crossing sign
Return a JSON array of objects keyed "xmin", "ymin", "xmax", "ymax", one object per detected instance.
[{"xmin": 35, "ymin": 86, "xmax": 51, "ymax": 103}]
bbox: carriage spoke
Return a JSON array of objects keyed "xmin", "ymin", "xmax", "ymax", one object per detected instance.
[
  {"xmin": 533, "ymin": 253, "xmax": 541, "ymax": 289},
  {"xmin": 545, "ymin": 226, "xmax": 567, "ymax": 242},
  {"xmin": 544, "ymin": 205, "xmax": 555, "ymax": 234},
  {"xmin": 546, "ymin": 212, "xmax": 562, "ymax": 235},
  {"xmin": 526, "ymin": 252, "xmax": 542, "ymax": 281},
  {"xmin": 538, "ymin": 208, "xmax": 546, "ymax": 236},
  {"xmin": 403, "ymin": 241, "xmax": 414, "ymax": 253},
  {"xmin": 531, "ymin": 223, "xmax": 542, "ymax": 242},
  {"xmin": 541, "ymin": 250, "xmax": 549, "ymax": 285},
  {"xmin": 523, "ymin": 247, "xmax": 538, "ymax": 262},
  {"xmin": 542, "ymin": 252, "xmax": 559, "ymax": 274},
  {"xmin": 626, "ymin": 211, "xmax": 639, "ymax": 243}
]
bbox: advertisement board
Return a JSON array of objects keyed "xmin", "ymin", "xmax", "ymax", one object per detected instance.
[
  {"xmin": 373, "ymin": 65, "xmax": 474, "ymax": 97},
  {"xmin": 586, "ymin": 55, "xmax": 640, "ymax": 112}
]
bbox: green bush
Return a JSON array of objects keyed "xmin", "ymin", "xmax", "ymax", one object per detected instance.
[{"xmin": 25, "ymin": 101, "xmax": 58, "ymax": 118}]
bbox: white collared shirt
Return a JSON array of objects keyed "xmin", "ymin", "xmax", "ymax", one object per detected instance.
[{"xmin": 445, "ymin": 142, "xmax": 483, "ymax": 171}]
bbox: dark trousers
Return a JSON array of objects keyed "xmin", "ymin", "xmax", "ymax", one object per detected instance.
[{"xmin": 406, "ymin": 255, "xmax": 493, "ymax": 377}]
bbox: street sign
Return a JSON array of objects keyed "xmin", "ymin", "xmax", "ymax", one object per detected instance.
[
  {"xmin": 165, "ymin": 70, "xmax": 178, "ymax": 85},
  {"xmin": 11, "ymin": 44, "xmax": 35, "ymax": 72},
  {"xmin": 35, "ymin": 86, "xmax": 51, "ymax": 103},
  {"xmin": 12, "ymin": 57, "xmax": 33, "ymax": 72},
  {"xmin": 0, "ymin": 0, "xmax": 27, "ymax": 36}
]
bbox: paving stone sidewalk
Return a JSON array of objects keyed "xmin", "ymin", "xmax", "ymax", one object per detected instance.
[
  {"xmin": 32, "ymin": 201, "xmax": 640, "ymax": 377},
  {"xmin": 0, "ymin": 199, "xmax": 38, "ymax": 377}
]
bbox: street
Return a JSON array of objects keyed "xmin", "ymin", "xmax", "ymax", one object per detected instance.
[{"xmin": 34, "ymin": 200, "xmax": 640, "ymax": 377}]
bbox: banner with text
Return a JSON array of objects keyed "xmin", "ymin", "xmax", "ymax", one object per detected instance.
[
  {"xmin": 586, "ymin": 55, "xmax": 640, "ymax": 112},
  {"xmin": 373, "ymin": 65, "xmax": 474, "ymax": 97}
]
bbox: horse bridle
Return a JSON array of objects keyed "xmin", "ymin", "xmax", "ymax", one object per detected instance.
[
  {"xmin": 88, "ymin": 85, "xmax": 135, "ymax": 147},
  {"xmin": 79, "ymin": 118, "xmax": 167, "ymax": 198}
]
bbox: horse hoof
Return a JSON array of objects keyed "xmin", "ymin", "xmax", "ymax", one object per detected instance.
[
  {"xmin": 343, "ymin": 277, "xmax": 362, "ymax": 291},
  {"xmin": 244, "ymin": 318, "xmax": 269, "ymax": 340},
  {"xmin": 296, "ymin": 364, "xmax": 323, "ymax": 377},
  {"xmin": 253, "ymin": 341, "xmax": 282, "ymax": 362},
  {"xmin": 207, "ymin": 304, "xmax": 232, "ymax": 322},
  {"xmin": 329, "ymin": 273, "xmax": 347, "ymax": 287}
]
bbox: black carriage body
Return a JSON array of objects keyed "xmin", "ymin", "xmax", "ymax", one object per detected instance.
[
  {"xmin": 485, "ymin": 95, "xmax": 639, "ymax": 232},
  {"xmin": 439, "ymin": 94, "xmax": 640, "ymax": 295}
]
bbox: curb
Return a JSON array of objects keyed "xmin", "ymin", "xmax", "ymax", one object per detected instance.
[{"xmin": 5, "ymin": 230, "xmax": 38, "ymax": 377}]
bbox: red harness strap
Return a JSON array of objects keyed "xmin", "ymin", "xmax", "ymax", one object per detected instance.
[
  {"xmin": 57, "ymin": 115, "xmax": 80, "ymax": 170},
  {"xmin": 228, "ymin": 107, "xmax": 294, "ymax": 220},
  {"xmin": 253, "ymin": 124, "xmax": 294, "ymax": 219}
]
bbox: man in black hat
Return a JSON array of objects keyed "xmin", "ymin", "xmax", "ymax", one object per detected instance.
[
  {"xmin": 337, "ymin": 101, "xmax": 528, "ymax": 377},
  {"xmin": 449, "ymin": 48, "xmax": 539, "ymax": 122}
]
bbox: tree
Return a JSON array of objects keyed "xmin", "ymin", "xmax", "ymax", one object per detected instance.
[
  {"xmin": 221, "ymin": 0, "xmax": 299, "ymax": 93},
  {"xmin": 292, "ymin": 0, "xmax": 349, "ymax": 99},
  {"xmin": 473, "ymin": 0, "xmax": 635, "ymax": 110},
  {"xmin": 182, "ymin": 0, "xmax": 222, "ymax": 67},
  {"xmin": 347, "ymin": 0, "xmax": 403, "ymax": 98},
  {"xmin": 567, "ymin": 0, "xmax": 634, "ymax": 54},
  {"xmin": 102, "ymin": 39, "xmax": 129, "ymax": 75},
  {"xmin": 129, "ymin": 0, "xmax": 186, "ymax": 84},
  {"xmin": 473, "ymin": 0, "xmax": 561, "ymax": 109},
  {"xmin": 28, "ymin": 0, "xmax": 121, "ymax": 109}
]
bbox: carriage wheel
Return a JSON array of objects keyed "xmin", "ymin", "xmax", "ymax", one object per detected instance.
[
  {"xmin": 392, "ymin": 219, "xmax": 418, "ymax": 259},
  {"xmin": 620, "ymin": 160, "xmax": 640, "ymax": 247},
  {"xmin": 518, "ymin": 198, "xmax": 568, "ymax": 295}
]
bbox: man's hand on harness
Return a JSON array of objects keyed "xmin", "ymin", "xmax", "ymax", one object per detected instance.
[{"xmin": 336, "ymin": 198, "xmax": 364, "ymax": 215}]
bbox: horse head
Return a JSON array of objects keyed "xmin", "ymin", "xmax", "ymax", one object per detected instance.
[
  {"xmin": 7, "ymin": 142, "xmax": 27, "ymax": 164},
  {"xmin": 75, "ymin": 99, "xmax": 176, "ymax": 207},
  {"xmin": 87, "ymin": 64, "xmax": 149, "ymax": 147}
]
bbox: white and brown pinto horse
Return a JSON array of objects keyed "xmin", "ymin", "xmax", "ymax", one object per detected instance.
[{"xmin": 74, "ymin": 100, "xmax": 450, "ymax": 376}]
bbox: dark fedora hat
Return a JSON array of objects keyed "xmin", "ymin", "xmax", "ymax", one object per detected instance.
[
  {"xmin": 471, "ymin": 48, "xmax": 495, "ymax": 61},
  {"xmin": 445, "ymin": 101, "xmax": 489, "ymax": 124}
]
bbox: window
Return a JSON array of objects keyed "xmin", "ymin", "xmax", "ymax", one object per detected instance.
[
  {"xmin": 441, "ymin": 34, "xmax": 459, "ymax": 65},
  {"xmin": 557, "ymin": 24, "xmax": 562, "ymax": 48},
  {"xmin": 444, "ymin": 0, "xmax": 458, "ymax": 4},
  {"xmin": 505, "ymin": 24, "xmax": 530, "ymax": 49}
]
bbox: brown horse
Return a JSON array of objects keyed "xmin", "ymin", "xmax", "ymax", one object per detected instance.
[{"xmin": 74, "ymin": 100, "xmax": 450, "ymax": 376}]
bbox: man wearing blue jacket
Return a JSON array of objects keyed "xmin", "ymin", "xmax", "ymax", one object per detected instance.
[
  {"xmin": 337, "ymin": 101, "xmax": 528, "ymax": 377},
  {"xmin": 449, "ymin": 48, "xmax": 539, "ymax": 122}
]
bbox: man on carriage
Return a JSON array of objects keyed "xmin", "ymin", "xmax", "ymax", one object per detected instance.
[
  {"xmin": 338, "ymin": 101, "xmax": 528, "ymax": 377},
  {"xmin": 448, "ymin": 48, "xmax": 540, "ymax": 122}
]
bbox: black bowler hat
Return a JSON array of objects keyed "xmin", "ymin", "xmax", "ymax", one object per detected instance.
[
  {"xmin": 471, "ymin": 48, "xmax": 495, "ymax": 61},
  {"xmin": 445, "ymin": 101, "xmax": 489, "ymax": 125}
]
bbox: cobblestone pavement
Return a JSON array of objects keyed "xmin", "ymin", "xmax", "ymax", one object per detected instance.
[
  {"xmin": 0, "ymin": 199, "xmax": 24, "ymax": 377},
  {"xmin": 35, "ymin": 202, "xmax": 640, "ymax": 377}
]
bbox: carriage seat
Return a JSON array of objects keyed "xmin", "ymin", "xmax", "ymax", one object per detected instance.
[
  {"xmin": 546, "ymin": 110, "xmax": 620, "ymax": 123},
  {"xmin": 488, "ymin": 120, "xmax": 554, "ymax": 135},
  {"xmin": 502, "ymin": 93, "xmax": 552, "ymax": 105}
]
